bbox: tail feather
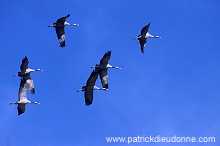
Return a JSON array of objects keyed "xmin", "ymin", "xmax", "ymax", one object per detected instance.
[{"xmin": 59, "ymin": 35, "xmax": 66, "ymax": 47}]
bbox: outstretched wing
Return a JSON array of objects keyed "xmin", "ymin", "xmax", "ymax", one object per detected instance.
[
  {"xmin": 84, "ymin": 89, "xmax": 94, "ymax": 106},
  {"xmin": 99, "ymin": 69, "xmax": 108, "ymax": 89},
  {"xmin": 139, "ymin": 38, "xmax": 147, "ymax": 53},
  {"xmin": 55, "ymin": 27, "xmax": 66, "ymax": 47},
  {"xmin": 100, "ymin": 51, "xmax": 111, "ymax": 66},
  {"xmin": 20, "ymin": 57, "xmax": 29, "ymax": 71},
  {"xmin": 58, "ymin": 34, "xmax": 66, "ymax": 47},
  {"xmin": 86, "ymin": 69, "xmax": 99, "ymax": 87},
  {"xmin": 55, "ymin": 14, "xmax": 70, "ymax": 47},
  {"xmin": 23, "ymin": 74, "xmax": 35, "ymax": 94},
  {"xmin": 141, "ymin": 23, "xmax": 150, "ymax": 36},
  {"xmin": 55, "ymin": 27, "xmax": 65, "ymax": 40},
  {"xmin": 56, "ymin": 14, "xmax": 70, "ymax": 24},
  {"xmin": 85, "ymin": 69, "xmax": 99, "ymax": 105},
  {"xmin": 18, "ymin": 79, "xmax": 27, "ymax": 101},
  {"xmin": 17, "ymin": 103, "xmax": 26, "ymax": 115}
]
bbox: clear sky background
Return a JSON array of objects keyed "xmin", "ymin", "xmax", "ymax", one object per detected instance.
[{"xmin": 0, "ymin": 0, "xmax": 220, "ymax": 146}]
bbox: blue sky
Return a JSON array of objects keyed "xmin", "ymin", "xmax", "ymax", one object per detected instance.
[{"xmin": 0, "ymin": 0, "xmax": 220, "ymax": 146}]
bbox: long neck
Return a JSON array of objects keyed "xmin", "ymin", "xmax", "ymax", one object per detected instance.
[
  {"xmin": 31, "ymin": 102, "xmax": 40, "ymax": 104},
  {"xmin": 35, "ymin": 69, "xmax": 43, "ymax": 71},
  {"xmin": 69, "ymin": 24, "xmax": 79, "ymax": 26},
  {"xmin": 94, "ymin": 86, "xmax": 107, "ymax": 90},
  {"xmin": 96, "ymin": 88, "xmax": 107, "ymax": 90},
  {"xmin": 152, "ymin": 35, "xmax": 161, "ymax": 38},
  {"xmin": 111, "ymin": 66, "xmax": 121, "ymax": 69},
  {"xmin": 26, "ymin": 68, "xmax": 35, "ymax": 72},
  {"xmin": 64, "ymin": 22, "xmax": 79, "ymax": 26}
]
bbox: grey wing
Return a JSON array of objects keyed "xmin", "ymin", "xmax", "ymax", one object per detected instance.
[
  {"xmin": 86, "ymin": 70, "xmax": 99, "ymax": 87},
  {"xmin": 55, "ymin": 26, "xmax": 66, "ymax": 47},
  {"xmin": 20, "ymin": 57, "xmax": 29, "ymax": 71},
  {"xmin": 55, "ymin": 14, "xmax": 70, "ymax": 40},
  {"xmin": 17, "ymin": 103, "xmax": 26, "ymax": 115},
  {"xmin": 55, "ymin": 27, "xmax": 65, "ymax": 40},
  {"xmin": 139, "ymin": 38, "xmax": 147, "ymax": 53},
  {"xmin": 56, "ymin": 14, "xmax": 70, "ymax": 24},
  {"xmin": 59, "ymin": 34, "xmax": 66, "ymax": 47},
  {"xmin": 100, "ymin": 69, "xmax": 108, "ymax": 89},
  {"xmin": 84, "ymin": 70, "xmax": 99, "ymax": 105},
  {"xmin": 55, "ymin": 14, "xmax": 70, "ymax": 42},
  {"xmin": 100, "ymin": 51, "xmax": 111, "ymax": 66},
  {"xmin": 141, "ymin": 23, "xmax": 150, "ymax": 36},
  {"xmin": 18, "ymin": 79, "xmax": 27, "ymax": 101},
  {"xmin": 23, "ymin": 74, "xmax": 35, "ymax": 94},
  {"xmin": 84, "ymin": 89, "xmax": 94, "ymax": 105}
]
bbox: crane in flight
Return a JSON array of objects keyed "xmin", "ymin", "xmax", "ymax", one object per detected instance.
[{"xmin": 48, "ymin": 14, "xmax": 79, "ymax": 47}]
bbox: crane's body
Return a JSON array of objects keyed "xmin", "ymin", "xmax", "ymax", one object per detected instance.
[
  {"xmin": 10, "ymin": 79, "xmax": 40, "ymax": 115},
  {"xmin": 133, "ymin": 23, "xmax": 161, "ymax": 53},
  {"xmin": 48, "ymin": 14, "xmax": 79, "ymax": 47},
  {"xmin": 90, "ymin": 51, "xmax": 121, "ymax": 89},
  {"xmin": 13, "ymin": 57, "xmax": 43, "ymax": 94},
  {"xmin": 77, "ymin": 69, "xmax": 107, "ymax": 106}
]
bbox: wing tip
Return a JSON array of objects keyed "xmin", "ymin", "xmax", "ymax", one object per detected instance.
[
  {"xmin": 18, "ymin": 112, "xmax": 23, "ymax": 115},
  {"xmin": 103, "ymin": 84, "xmax": 109, "ymax": 89},
  {"xmin": 103, "ymin": 51, "xmax": 111, "ymax": 58},
  {"xmin": 31, "ymin": 88, "xmax": 35, "ymax": 94},
  {"xmin": 17, "ymin": 104, "xmax": 25, "ymax": 115},
  {"xmin": 22, "ymin": 56, "xmax": 28, "ymax": 61},
  {"xmin": 85, "ymin": 100, "xmax": 92, "ymax": 106},
  {"xmin": 106, "ymin": 51, "xmax": 111, "ymax": 55},
  {"xmin": 85, "ymin": 103, "xmax": 92, "ymax": 106}
]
